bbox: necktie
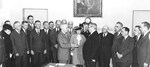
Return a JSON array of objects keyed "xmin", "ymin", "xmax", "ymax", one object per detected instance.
[
  {"xmin": 123, "ymin": 38, "xmax": 125, "ymax": 42},
  {"xmin": 47, "ymin": 30, "xmax": 48, "ymax": 34},
  {"xmin": 31, "ymin": 24, "xmax": 34, "ymax": 29},
  {"xmin": 24, "ymin": 30, "xmax": 27, "ymax": 34},
  {"xmin": 37, "ymin": 30, "xmax": 40, "ymax": 34},
  {"xmin": 103, "ymin": 33, "xmax": 105, "ymax": 37}
]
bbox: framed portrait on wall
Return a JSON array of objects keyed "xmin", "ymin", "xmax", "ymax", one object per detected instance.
[
  {"xmin": 74, "ymin": 0, "xmax": 102, "ymax": 17},
  {"xmin": 23, "ymin": 8, "xmax": 48, "ymax": 23},
  {"xmin": 0, "ymin": 0, "xmax": 2, "ymax": 9}
]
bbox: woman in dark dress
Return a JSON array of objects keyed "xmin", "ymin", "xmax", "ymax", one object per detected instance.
[
  {"xmin": 0, "ymin": 32, "xmax": 6, "ymax": 67},
  {"xmin": 1, "ymin": 24, "xmax": 14, "ymax": 67}
]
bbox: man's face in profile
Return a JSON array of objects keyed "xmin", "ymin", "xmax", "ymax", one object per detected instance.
[
  {"xmin": 115, "ymin": 24, "xmax": 122, "ymax": 32},
  {"xmin": 49, "ymin": 23, "xmax": 54, "ymax": 29},
  {"xmin": 56, "ymin": 21, "xmax": 61, "ymax": 28},
  {"xmin": 35, "ymin": 22, "xmax": 41, "ymax": 29},
  {"xmin": 28, "ymin": 17, "xmax": 34, "ymax": 24}
]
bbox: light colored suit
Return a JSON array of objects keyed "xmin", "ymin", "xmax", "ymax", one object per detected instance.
[
  {"xmin": 57, "ymin": 32, "xmax": 71, "ymax": 63},
  {"xmin": 70, "ymin": 34, "xmax": 86, "ymax": 65}
]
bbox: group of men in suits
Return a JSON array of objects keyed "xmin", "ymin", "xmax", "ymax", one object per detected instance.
[
  {"xmin": 1, "ymin": 15, "xmax": 63, "ymax": 67},
  {"xmin": 111, "ymin": 21, "xmax": 150, "ymax": 67},
  {"xmin": 1, "ymin": 15, "xmax": 150, "ymax": 67},
  {"xmin": 84, "ymin": 20, "xmax": 150, "ymax": 67}
]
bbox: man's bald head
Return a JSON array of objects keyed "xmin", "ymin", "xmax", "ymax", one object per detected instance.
[
  {"xmin": 102, "ymin": 25, "xmax": 109, "ymax": 33},
  {"xmin": 68, "ymin": 21, "xmax": 73, "ymax": 29},
  {"xmin": 60, "ymin": 24, "xmax": 68, "ymax": 33}
]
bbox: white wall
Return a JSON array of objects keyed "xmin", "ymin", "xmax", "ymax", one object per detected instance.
[{"xmin": 0, "ymin": 0, "xmax": 150, "ymax": 35}]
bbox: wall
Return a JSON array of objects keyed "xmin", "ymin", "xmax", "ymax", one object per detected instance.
[{"xmin": 1, "ymin": 0, "xmax": 150, "ymax": 35}]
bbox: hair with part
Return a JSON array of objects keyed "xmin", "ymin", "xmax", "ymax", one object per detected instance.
[
  {"xmin": 116, "ymin": 21, "xmax": 123, "ymax": 27},
  {"xmin": 142, "ymin": 21, "xmax": 150, "ymax": 29},
  {"xmin": 22, "ymin": 21, "xmax": 28, "ymax": 24},
  {"xmin": 27, "ymin": 15, "xmax": 33, "ymax": 20},
  {"xmin": 135, "ymin": 25, "xmax": 141, "ymax": 30},
  {"xmin": 55, "ymin": 20, "xmax": 61, "ymax": 24},
  {"xmin": 35, "ymin": 20, "xmax": 41, "ymax": 24},
  {"xmin": 89, "ymin": 23, "xmax": 97, "ymax": 29},
  {"xmin": 13, "ymin": 21, "xmax": 20, "ymax": 25},
  {"xmin": 84, "ymin": 16, "xmax": 91, "ymax": 22},
  {"xmin": 49, "ymin": 21, "xmax": 54, "ymax": 24},
  {"xmin": 43, "ymin": 21, "xmax": 48, "ymax": 25},
  {"xmin": 123, "ymin": 27, "xmax": 130, "ymax": 33},
  {"xmin": 4, "ymin": 20, "xmax": 10, "ymax": 24}
]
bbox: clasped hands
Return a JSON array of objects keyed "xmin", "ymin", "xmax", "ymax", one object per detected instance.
[
  {"xmin": 116, "ymin": 52, "xmax": 123, "ymax": 59},
  {"xmin": 30, "ymin": 50, "xmax": 47, "ymax": 55},
  {"xmin": 71, "ymin": 44, "xmax": 78, "ymax": 48}
]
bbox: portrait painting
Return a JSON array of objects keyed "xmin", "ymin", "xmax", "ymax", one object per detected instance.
[{"xmin": 74, "ymin": 0, "xmax": 102, "ymax": 17}]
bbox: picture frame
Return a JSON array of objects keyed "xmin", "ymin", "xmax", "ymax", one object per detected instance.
[
  {"xmin": 74, "ymin": 0, "xmax": 102, "ymax": 17},
  {"xmin": 23, "ymin": 8, "xmax": 48, "ymax": 23}
]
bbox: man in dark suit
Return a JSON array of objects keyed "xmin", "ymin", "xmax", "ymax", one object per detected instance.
[
  {"xmin": 116, "ymin": 27, "xmax": 134, "ymax": 67},
  {"xmin": 50, "ymin": 20, "xmax": 61, "ymax": 63},
  {"xmin": 99, "ymin": 25, "xmax": 114, "ymax": 67},
  {"xmin": 137, "ymin": 22, "xmax": 150, "ymax": 67},
  {"xmin": 10, "ymin": 21, "xmax": 29, "ymax": 67},
  {"xmin": 21, "ymin": 21, "xmax": 31, "ymax": 67},
  {"xmin": 112, "ymin": 22, "xmax": 124, "ymax": 67},
  {"xmin": 42, "ymin": 21, "xmax": 52, "ymax": 63},
  {"xmin": 49, "ymin": 21, "xmax": 54, "ymax": 30},
  {"xmin": 132, "ymin": 25, "xmax": 142, "ymax": 67},
  {"xmin": 27, "ymin": 15, "xmax": 34, "ymax": 31},
  {"xmin": 81, "ymin": 22, "xmax": 90, "ymax": 38},
  {"xmin": 83, "ymin": 23, "xmax": 99, "ymax": 67},
  {"xmin": 30, "ymin": 20, "xmax": 46, "ymax": 67}
]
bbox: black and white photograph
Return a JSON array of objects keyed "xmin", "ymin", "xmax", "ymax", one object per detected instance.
[
  {"xmin": 0, "ymin": 0, "xmax": 150, "ymax": 67},
  {"xmin": 74, "ymin": 0, "xmax": 102, "ymax": 17}
]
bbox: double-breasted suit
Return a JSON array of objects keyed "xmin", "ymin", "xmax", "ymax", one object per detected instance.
[
  {"xmin": 30, "ymin": 29, "xmax": 46, "ymax": 67},
  {"xmin": 10, "ymin": 30, "xmax": 29, "ymax": 67},
  {"xmin": 57, "ymin": 32, "xmax": 72, "ymax": 63},
  {"xmin": 116, "ymin": 36, "xmax": 134, "ymax": 67},
  {"xmin": 137, "ymin": 32, "xmax": 150, "ymax": 67}
]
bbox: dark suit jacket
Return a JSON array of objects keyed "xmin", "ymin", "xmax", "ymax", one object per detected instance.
[
  {"xmin": 83, "ymin": 31, "xmax": 99, "ymax": 60},
  {"xmin": 27, "ymin": 24, "xmax": 34, "ymax": 31},
  {"xmin": 50, "ymin": 28, "xmax": 61, "ymax": 48},
  {"xmin": 0, "ymin": 32, "xmax": 6, "ymax": 62},
  {"xmin": 137, "ymin": 31, "xmax": 150, "ymax": 65},
  {"xmin": 30, "ymin": 29, "xmax": 46, "ymax": 52},
  {"xmin": 117, "ymin": 36, "xmax": 134, "ymax": 63},
  {"xmin": 112, "ymin": 32, "xmax": 123, "ymax": 60},
  {"xmin": 42, "ymin": 29, "xmax": 52, "ymax": 50},
  {"xmin": 81, "ymin": 30, "xmax": 90, "ymax": 38},
  {"xmin": 1, "ymin": 31, "xmax": 13, "ymax": 58},
  {"xmin": 21, "ymin": 29, "xmax": 31, "ymax": 50},
  {"xmin": 132, "ymin": 35, "xmax": 142, "ymax": 64},
  {"xmin": 10, "ymin": 30, "xmax": 29, "ymax": 56},
  {"xmin": 99, "ymin": 32, "xmax": 114, "ymax": 58}
]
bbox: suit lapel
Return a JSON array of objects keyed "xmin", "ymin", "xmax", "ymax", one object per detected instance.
[
  {"xmin": 137, "ymin": 34, "xmax": 148, "ymax": 48},
  {"xmin": 15, "ymin": 30, "xmax": 22, "ymax": 40}
]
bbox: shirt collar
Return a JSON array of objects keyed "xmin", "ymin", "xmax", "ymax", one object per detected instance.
[
  {"xmin": 15, "ymin": 29, "xmax": 20, "ymax": 34},
  {"xmin": 124, "ymin": 35, "xmax": 129, "ymax": 40}
]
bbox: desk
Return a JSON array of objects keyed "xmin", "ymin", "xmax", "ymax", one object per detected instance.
[{"xmin": 42, "ymin": 63, "xmax": 75, "ymax": 67}]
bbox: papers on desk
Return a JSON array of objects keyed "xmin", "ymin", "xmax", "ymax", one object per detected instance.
[
  {"xmin": 47, "ymin": 63, "xmax": 75, "ymax": 67},
  {"xmin": 56, "ymin": 63, "xmax": 66, "ymax": 66},
  {"xmin": 49, "ymin": 65, "xmax": 54, "ymax": 67}
]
